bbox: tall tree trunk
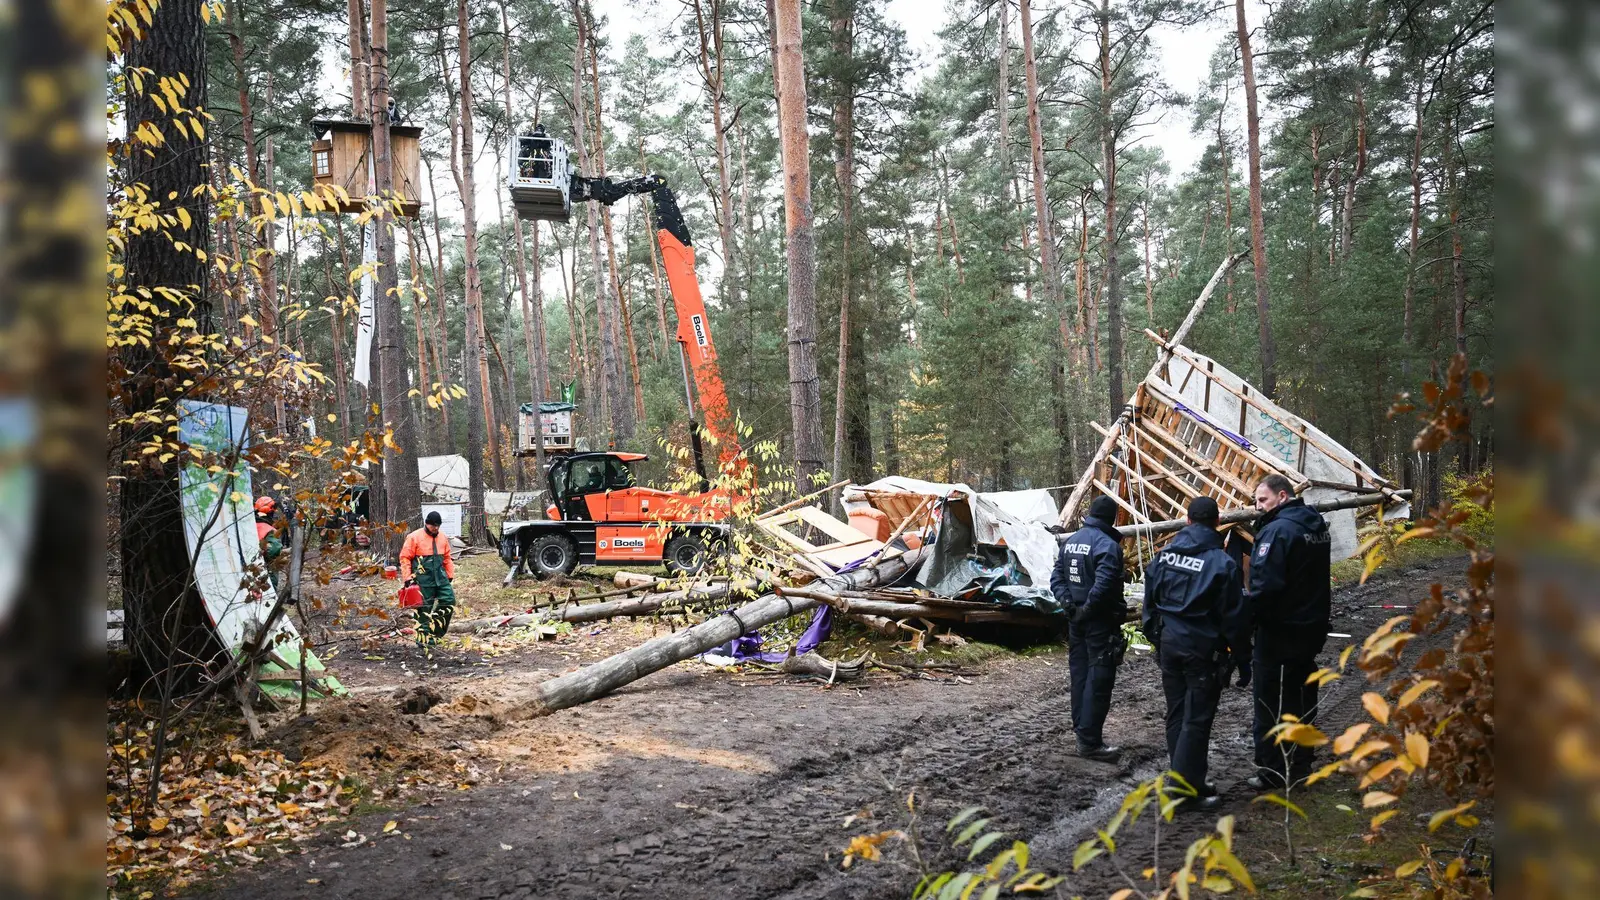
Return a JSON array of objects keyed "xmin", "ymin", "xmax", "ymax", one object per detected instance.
[
  {"xmin": 346, "ymin": 0, "xmax": 369, "ymax": 117},
  {"xmin": 503, "ymin": 4, "xmax": 549, "ymax": 478},
  {"xmin": 639, "ymin": 134, "xmax": 672, "ymax": 360},
  {"xmin": 372, "ymin": 0, "xmax": 424, "ymax": 538},
  {"xmin": 1099, "ymin": 0, "xmax": 1125, "ymax": 416},
  {"xmin": 1341, "ymin": 43, "xmax": 1371, "ymax": 260},
  {"xmin": 120, "ymin": 0, "xmax": 214, "ymax": 686},
  {"xmin": 451, "ymin": 0, "xmax": 493, "ymax": 537},
  {"xmin": 1235, "ymin": 0, "xmax": 1277, "ymax": 398},
  {"xmin": 425, "ymin": 163, "xmax": 452, "ymax": 447},
  {"xmin": 581, "ymin": 6, "xmax": 646, "ymax": 425},
  {"xmin": 322, "ymin": 230, "xmax": 352, "ymax": 443},
  {"xmin": 1020, "ymin": 0, "xmax": 1072, "ymax": 472},
  {"xmin": 775, "ymin": 0, "xmax": 824, "ymax": 494},
  {"xmin": 1141, "ymin": 175, "xmax": 1155, "ymax": 325},
  {"xmin": 225, "ymin": 0, "xmax": 283, "ymax": 433},
  {"xmin": 1445, "ymin": 75, "xmax": 1472, "ymax": 474},
  {"xmin": 1218, "ymin": 98, "xmax": 1235, "ymax": 313},
  {"xmin": 571, "ymin": 3, "xmax": 631, "ymax": 446},
  {"xmin": 830, "ymin": 0, "xmax": 856, "ymax": 508},
  {"xmin": 1400, "ymin": 75, "xmax": 1423, "ymax": 490},
  {"xmin": 405, "ymin": 222, "xmax": 431, "ymax": 443},
  {"xmin": 691, "ymin": 0, "xmax": 740, "ymax": 313}
]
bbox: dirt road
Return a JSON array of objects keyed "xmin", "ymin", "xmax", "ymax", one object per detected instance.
[{"xmin": 186, "ymin": 556, "xmax": 1468, "ymax": 900}]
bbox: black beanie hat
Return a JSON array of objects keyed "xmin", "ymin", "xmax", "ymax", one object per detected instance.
[
  {"xmin": 425, "ymin": 510, "xmax": 443, "ymax": 526},
  {"xmin": 1087, "ymin": 496, "xmax": 1120, "ymax": 524},
  {"xmin": 1187, "ymin": 496, "xmax": 1220, "ymax": 525}
]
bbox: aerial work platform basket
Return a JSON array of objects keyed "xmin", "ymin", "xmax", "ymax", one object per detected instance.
[{"xmin": 508, "ymin": 129, "xmax": 572, "ymax": 222}]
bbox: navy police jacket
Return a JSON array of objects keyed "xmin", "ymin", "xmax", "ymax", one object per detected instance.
[
  {"xmin": 1050, "ymin": 515, "xmax": 1125, "ymax": 625},
  {"xmin": 1247, "ymin": 498, "xmax": 1333, "ymax": 633},
  {"xmin": 1142, "ymin": 523, "xmax": 1250, "ymax": 659}
]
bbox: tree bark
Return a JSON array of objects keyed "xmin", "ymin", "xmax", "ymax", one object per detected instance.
[
  {"xmin": 1235, "ymin": 0, "xmax": 1277, "ymax": 399},
  {"xmin": 119, "ymin": 0, "xmax": 215, "ymax": 688},
  {"xmin": 775, "ymin": 0, "xmax": 825, "ymax": 495},
  {"xmin": 372, "ymin": 0, "xmax": 424, "ymax": 539},
  {"xmin": 346, "ymin": 0, "xmax": 369, "ymax": 117},
  {"xmin": 830, "ymin": 0, "xmax": 856, "ymax": 510}
]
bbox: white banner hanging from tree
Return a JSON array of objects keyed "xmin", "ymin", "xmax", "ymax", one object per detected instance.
[{"xmin": 353, "ymin": 220, "xmax": 376, "ymax": 386}]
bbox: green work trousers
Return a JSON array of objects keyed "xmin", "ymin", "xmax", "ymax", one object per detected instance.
[{"xmin": 414, "ymin": 552, "xmax": 456, "ymax": 640}]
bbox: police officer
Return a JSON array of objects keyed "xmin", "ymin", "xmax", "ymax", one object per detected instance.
[
  {"xmin": 1246, "ymin": 474, "xmax": 1333, "ymax": 791},
  {"xmin": 1143, "ymin": 496, "xmax": 1251, "ymax": 811},
  {"xmin": 1051, "ymin": 495, "xmax": 1126, "ymax": 762}
]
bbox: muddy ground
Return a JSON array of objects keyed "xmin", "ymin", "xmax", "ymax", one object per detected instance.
[{"xmin": 181, "ymin": 553, "xmax": 1484, "ymax": 900}]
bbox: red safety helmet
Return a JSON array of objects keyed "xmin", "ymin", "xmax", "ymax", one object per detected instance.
[{"xmin": 254, "ymin": 496, "xmax": 277, "ymax": 515}]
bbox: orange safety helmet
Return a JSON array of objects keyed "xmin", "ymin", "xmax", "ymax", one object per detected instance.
[{"xmin": 254, "ymin": 496, "xmax": 277, "ymax": 515}]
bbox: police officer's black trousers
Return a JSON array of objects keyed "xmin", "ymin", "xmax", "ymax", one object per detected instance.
[
  {"xmin": 1069, "ymin": 618, "xmax": 1119, "ymax": 750},
  {"xmin": 1158, "ymin": 646, "xmax": 1223, "ymax": 796},
  {"xmin": 1252, "ymin": 627, "xmax": 1326, "ymax": 784}
]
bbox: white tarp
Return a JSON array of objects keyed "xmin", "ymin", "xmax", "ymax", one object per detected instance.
[
  {"xmin": 843, "ymin": 476, "xmax": 1062, "ymax": 587},
  {"xmin": 418, "ymin": 454, "xmax": 470, "ymax": 501}
]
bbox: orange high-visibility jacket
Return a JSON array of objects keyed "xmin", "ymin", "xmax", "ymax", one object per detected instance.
[{"xmin": 399, "ymin": 528, "xmax": 455, "ymax": 580}]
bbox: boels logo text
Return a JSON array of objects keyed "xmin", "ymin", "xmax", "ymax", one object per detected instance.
[
  {"xmin": 690, "ymin": 314, "xmax": 709, "ymax": 348},
  {"xmin": 612, "ymin": 537, "xmax": 646, "ymax": 550}
]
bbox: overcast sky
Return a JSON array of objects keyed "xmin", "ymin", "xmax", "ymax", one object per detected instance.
[{"xmin": 590, "ymin": 0, "xmax": 1260, "ymax": 179}]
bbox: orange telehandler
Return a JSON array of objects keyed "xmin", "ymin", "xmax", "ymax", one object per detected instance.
[{"xmin": 498, "ymin": 126, "xmax": 746, "ymax": 579}]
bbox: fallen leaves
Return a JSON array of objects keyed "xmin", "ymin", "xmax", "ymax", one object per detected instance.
[{"xmin": 106, "ymin": 715, "xmax": 356, "ymax": 890}]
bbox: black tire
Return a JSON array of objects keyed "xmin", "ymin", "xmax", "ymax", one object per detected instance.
[
  {"xmin": 528, "ymin": 533, "xmax": 578, "ymax": 579},
  {"xmin": 663, "ymin": 534, "xmax": 711, "ymax": 576}
]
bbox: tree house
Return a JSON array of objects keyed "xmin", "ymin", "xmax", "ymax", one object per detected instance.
[{"xmin": 310, "ymin": 119, "xmax": 422, "ymax": 217}]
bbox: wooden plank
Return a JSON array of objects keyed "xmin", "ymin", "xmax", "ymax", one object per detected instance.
[{"xmin": 790, "ymin": 505, "xmax": 876, "ymax": 545}]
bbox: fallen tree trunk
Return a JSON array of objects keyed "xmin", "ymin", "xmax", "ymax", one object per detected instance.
[
  {"xmin": 523, "ymin": 548, "xmax": 925, "ymax": 715},
  {"xmin": 450, "ymin": 577, "xmax": 766, "ymax": 633}
]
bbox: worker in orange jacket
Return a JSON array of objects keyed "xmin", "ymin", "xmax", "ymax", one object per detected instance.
[
  {"xmin": 400, "ymin": 511, "xmax": 456, "ymax": 643},
  {"xmin": 255, "ymin": 496, "xmax": 284, "ymax": 591}
]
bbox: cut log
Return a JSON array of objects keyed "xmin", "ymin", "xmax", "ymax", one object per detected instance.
[{"xmin": 522, "ymin": 548, "xmax": 925, "ymax": 715}]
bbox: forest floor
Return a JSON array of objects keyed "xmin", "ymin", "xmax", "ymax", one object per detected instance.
[{"xmin": 150, "ymin": 550, "xmax": 1487, "ymax": 900}]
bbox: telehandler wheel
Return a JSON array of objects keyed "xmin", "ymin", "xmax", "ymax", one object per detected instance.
[
  {"xmin": 663, "ymin": 534, "xmax": 711, "ymax": 576},
  {"xmin": 528, "ymin": 533, "xmax": 578, "ymax": 579}
]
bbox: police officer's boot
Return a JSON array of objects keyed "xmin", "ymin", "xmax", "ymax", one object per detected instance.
[{"xmin": 1077, "ymin": 743, "xmax": 1122, "ymax": 763}]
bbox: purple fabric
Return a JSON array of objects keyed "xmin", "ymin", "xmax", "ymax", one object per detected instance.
[
  {"xmin": 714, "ymin": 605, "xmax": 835, "ymax": 664},
  {"xmin": 1174, "ymin": 401, "xmax": 1254, "ymax": 450}
]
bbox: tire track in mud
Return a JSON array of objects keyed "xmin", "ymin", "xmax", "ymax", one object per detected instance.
[{"xmin": 526, "ymin": 676, "xmax": 1090, "ymax": 899}]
